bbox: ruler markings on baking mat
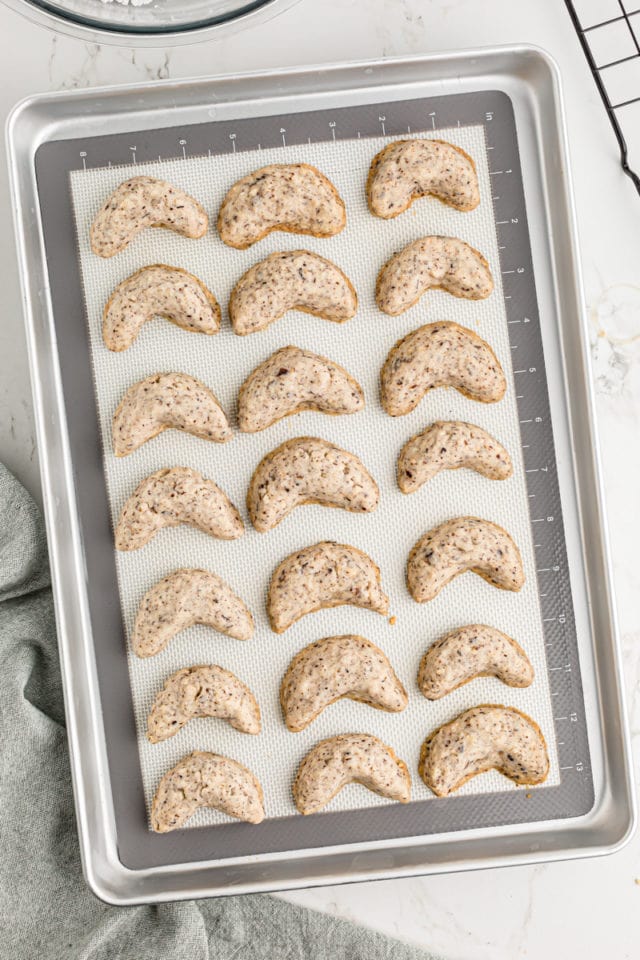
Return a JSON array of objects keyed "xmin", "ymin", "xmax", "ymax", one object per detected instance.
[{"xmin": 34, "ymin": 90, "xmax": 593, "ymax": 870}]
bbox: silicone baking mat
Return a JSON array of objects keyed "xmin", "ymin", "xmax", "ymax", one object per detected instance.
[{"xmin": 34, "ymin": 90, "xmax": 593, "ymax": 869}]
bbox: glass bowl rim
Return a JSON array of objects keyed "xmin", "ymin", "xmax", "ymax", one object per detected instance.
[{"xmin": 0, "ymin": 0, "xmax": 301, "ymax": 45}]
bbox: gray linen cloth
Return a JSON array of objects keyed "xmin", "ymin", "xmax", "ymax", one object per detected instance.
[{"xmin": 0, "ymin": 463, "xmax": 438, "ymax": 960}]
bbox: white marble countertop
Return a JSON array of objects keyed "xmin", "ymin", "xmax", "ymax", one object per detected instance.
[{"xmin": 0, "ymin": 1, "xmax": 638, "ymax": 957}]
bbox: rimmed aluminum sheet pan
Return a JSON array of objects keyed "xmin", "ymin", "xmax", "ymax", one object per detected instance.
[{"xmin": 6, "ymin": 47, "xmax": 635, "ymax": 905}]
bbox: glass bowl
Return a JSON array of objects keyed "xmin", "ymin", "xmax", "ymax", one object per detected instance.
[{"xmin": 0, "ymin": 0, "xmax": 301, "ymax": 45}]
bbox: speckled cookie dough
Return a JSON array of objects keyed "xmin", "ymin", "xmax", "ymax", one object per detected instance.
[
  {"xmin": 407, "ymin": 516, "xmax": 525, "ymax": 603},
  {"xmin": 102, "ymin": 264, "xmax": 220, "ymax": 352},
  {"xmin": 293, "ymin": 733, "xmax": 411, "ymax": 815},
  {"xmin": 151, "ymin": 751, "xmax": 264, "ymax": 831},
  {"xmin": 280, "ymin": 635, "xmax": 407, "ymax": 732},
  {"xmin": 115, "ymin": 467, "xmax": 244, "ymax": 551},
  {"xmin": 90, "ymin": 177, "xmax": 208, "ymax": 258},
  {"xmin": 132, "ymin": 568, "xmax": 254, "ymax": 658},
  {"xmin": 147, "ymin": 664, "xmax": 261, "ymax": 743},
  {"xmin": 217, "ymin": 163, "xmax": 346, "ymax": 249},
  {"xmin": 112, "ymin": 372, "xmax": 232, "ymax": 457},
  {"xmin": 229, "ymin": 250, "xmax": 358, "ymax": 335},
  {"xmin": 419, "ymin": 704, "xmax": 549, "ymax": 797},
  {"xmin": 417, "ymin": 625, "xmax": 534, "ymax": 700},
  {"xmin": 367, "ymin": 138, "xmax": 480, "ymax": 218},
  {"xmin": 237, "ymin": 345, "xmax": 364, "ymax": 433},
  {"xmin": 247, "ymin": 436, "xmax": 379, "ymax": 533},
  {"xmin": 267, "ymin": 541, "xmax": 389, "ymax": 634},
  {"xmin": 381, "ymin": 321, "xmax": 506, "ymax": 417},
  {"xmin": 397, "ymin": 420, "xmax": 513, "ymax": 493},
  {"xmin": 376, "ymin": 236, "xmax": 493, "ymax": 316}
]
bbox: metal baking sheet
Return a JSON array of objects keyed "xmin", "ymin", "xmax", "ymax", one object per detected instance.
[{"xmin": 6, "ymin": 48, "xmax": 635, "ymax": 904}]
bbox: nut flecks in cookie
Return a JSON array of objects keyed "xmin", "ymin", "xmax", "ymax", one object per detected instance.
[
  {"xmin": 237, "ymin": 346, "xmax": 364, "ymax": 433},
  {"xmin": 376, "ymin": 236, "xmax": 493, "ymax": 316},
  {"xmin": 218, "ymin": 163, "xmax": 346, "ymax": 249},
  {"xmin": 132, "ymin": 569, "xmax": 254, "ymax": 657},
  {"xmin": 381, "ymin": 321, "xmax": 506, "ymax": 417},
  {"xmin": 281, "ymin": 635, "xmax": 407, "ymax": 732},
  {"xmin": 267, "ymin": 541, "xmax": 389, "ymax": 633},
  {"xmin": 112, "ymin": 372, "xmax": 232, "ymax": 456},
  {"xmin": 248, "ymin": 436, "xmax": 379, "ymax": 533},
  {"xmin": 147, "ymin": 665, "xmax": 261, "ymax": 742},
  {"xmin": 417, "ymin": 625, "xmax": 534, "ymax": 700},
  {"xmin": 293, "ymin": 733, "xmax": 411, "ymax": 815},
  {"xmin": 151, "ymin": 751, "xmax": 264, "ymax": 831},
  {"xmin": 419, "ymin": 704, "xmax": 549, "ymax": 796},
  {"xmin": 407, "ymin": 516, "xmax": 525, "ymax": 603},
  {"xmin": 90, "ymin": 177, "xmax": 208, "ymax": 258},
  {"xmin": 397, "ymin": 420, "xmax": 512, "ymax": 493},
  {"xmin": 115, "ymin": 467, "xmax": 244, "ymax": 551},
  {"xmin": 367, "ymin": 138, "xmax": 480, "ymax": 218},
  {"xmin": 229, "ymin": 250, "xmax": 357, "ymax": 335},
  {"xmin": 102, "ymin": 265, "xmax": 220, "ymax": 352}
]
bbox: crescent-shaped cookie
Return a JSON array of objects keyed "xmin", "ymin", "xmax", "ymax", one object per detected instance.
[
  {"xmin": 147, "ymin": 665, "xmax": 261, "ymax": 742},
  {"xmin": 115, "ymin": 467, "xmax": 243, "ymax": 551},
  {"xmin": 151, "ymin": 751, "xmax": 264, "ymax": 831},
  {"xmin": 381, "ymin": 322, "xmax": 506, "ymax": 417},
  {"xmin": 419, "ymin": 704, "xmax": 549, "ymax": 796},
  {"xmin": 132, "ymin": 569, "xmax": 254, "ymax": 657},
  {"xmin": 218, "ymin": 163, "xmax": 346, "ymax": 249},
  {"xmin": 293, "ymin": 733, "xmax": 411, "ymax": 815},
  {"xmin": 102, "ymin": 265, "xmax": 220, "ymax": 352},
  {"xmin": 248, "ymin": 437, "xmax": 379, "ymax": 533},
  {"xmin": 229, "ymin": 250, "xmax": 358, "ymax": 335},
  {"xmin": 90, "ymin": 177, "xmax": 208, "ymax": 258},
  {"xmin": 237, "ymin": 346, "xmax": 364, "ymax": 433},
  {"xmin": 376, "ymin": 236, "xmax": 493, "ymax": 315},
  {"xmin": 367, "ymin": 138, "xmax": 480, "ymax": 217},
  {"xmin": 407, "ymin": 516, "xmax": 525, "ymax": 603},
  {"xmin": 112, "ymin": 372, "xmax": 232, "ymax": 457},
  {"xmin": 418, "ymin": 625, "xmax": 534, "ymax": 700},
  {"xmin": 397, "ymin": 420, "xmax": 512, "ymax": 493},
  {"xmin": 281, "ymin": 635, "xmax": 407, "ymax": 732},
  {"xmin": 267, "ymin": 541, "xmax": 389, "ymax": 634}
]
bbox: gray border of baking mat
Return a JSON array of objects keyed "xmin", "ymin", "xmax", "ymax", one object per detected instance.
[{"xmin": 34, "ymin": 90, "xmax": 593, "ymax": 871}]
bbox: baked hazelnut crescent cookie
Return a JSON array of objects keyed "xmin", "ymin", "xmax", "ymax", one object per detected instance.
[
  {"xmin": 381, "ymin": 321, "xmax": 506, "ymax": 417},
  {"xmin": 267, "ymin": 541, "xmax": 389, "ymax": 634},
  {"xmin": 132, "ymin": 568, "xmax": 254, "ymax": 657},
  {"xmin": 102, "ymin": 265, "xmax": 220, "ymax": 352},
  {"xmin": 218, "ymin": 163, "xmax": 346, "ymax": 249},
  {"xmin": 418, "ymin": 625, "xmax": 534, "ymax": 700},
  {"xmin": 247, "ymin": 436, "xmax": 379, "ymax": 533},
  {"xmin": 115, "ymin": 467, "xmax": 243, "ymax": 551},
  {"xmin": 376, "ymin": 235, "xmax": 493, "ymax": 316},
  {"xmin": 419, "ymin": 704, "xmax": 549, "ymax": 796},
  {"xmin": 151, "ymin": 751, "xmax": 264, "ymax": 831},
  {"xmin": 397, "ymin": 420, "xmax": 512, "ymax": 493},
  {"xmin": 366, "ymin": 138, "xmax": 480, "ymax": 218},
  {"xmin": 281, "ymin": 635, "xmax": 407, "ymax": 732},
  {"xmin": 237, "ymin": 346, "xmax": 364, "ymax": 433},
  {"xmin": 293, "ymin": 733, "xmax": 411, "ymax": 815},
  {"xmin": 406, "ymin": 516, "xmax": 525, "ymax": 603},
  {"xmin": 229, "ymin": 250, "xmax": 357, "ymax": 335},
  {"xmin": 147, "ymin": 665, "xmax": 261, "ymax": 742},
  {"xmin": 90, "ymin": 176, "xmax": 208, "ymax": 258},
  {"xmin": 112, "ymin": 372, "xmax": 232, "ymax": 456}
]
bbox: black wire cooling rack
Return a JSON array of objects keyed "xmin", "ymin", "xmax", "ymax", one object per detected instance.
[{"xmin": 565, "ymin": 0, "xmax": 640, "ymax": 193}]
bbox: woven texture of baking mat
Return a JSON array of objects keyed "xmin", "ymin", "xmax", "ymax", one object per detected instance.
[{"xmin": 69, "ymin": 124, "xmax": 559, "ymax": 829}]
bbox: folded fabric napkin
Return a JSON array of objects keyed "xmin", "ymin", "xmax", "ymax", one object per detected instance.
[{"xmin": 0, "ymin": 462, "xmax": 437, "ymax": 960}]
